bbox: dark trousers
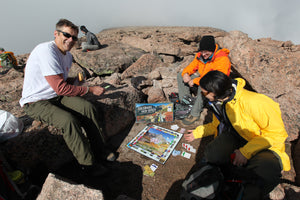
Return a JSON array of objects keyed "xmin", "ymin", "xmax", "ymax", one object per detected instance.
[
  {"xmin": 204, "ymin": 130, "xmax": 282, "ymax": 200},
  {"xmin": 23, "ymin": 96, "xmax": 105, "ymax": 166}
]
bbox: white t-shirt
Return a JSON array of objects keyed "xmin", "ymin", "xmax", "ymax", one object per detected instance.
[{"xmin": 19, "ymin": 41, "xmax": 73, "ymax": 107}]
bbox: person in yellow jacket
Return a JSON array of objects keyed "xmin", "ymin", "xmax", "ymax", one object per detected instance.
[
  {"xmin": 184, "ymin": 70, "xmax": 290, "ymax": 199},
  {"xmin": 177, "ymin": 35, "xmax": 231, "ymax": 125}
]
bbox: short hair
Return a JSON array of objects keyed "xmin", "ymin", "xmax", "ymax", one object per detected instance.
[
  {"xmin": 56, "ymin": 19, "xmax": 78, "ymax": 33},
  {"xmin": 200, "ymin": 70, "xmax": 233, "ymax": 100},
  {"xmin": 80, "ymin": 25, "xmax": 88, "ymax": 33}
]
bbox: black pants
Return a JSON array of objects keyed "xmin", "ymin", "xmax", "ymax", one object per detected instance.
[{"xmin": 204, "ymin": 130, "xmax": 282, "ymax": 199}]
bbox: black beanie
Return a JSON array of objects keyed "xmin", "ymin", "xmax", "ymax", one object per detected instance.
[{"xmin": 199, "ymin": 35, "xmax": 216, "ymax": 52}]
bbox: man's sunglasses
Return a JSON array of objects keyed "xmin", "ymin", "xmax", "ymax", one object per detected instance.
[{"xmin": 57, "ymin": 30, "xmax": 78, "ymax": 41}]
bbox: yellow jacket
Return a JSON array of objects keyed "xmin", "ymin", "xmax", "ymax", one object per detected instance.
[
  {"xmin": 193, "ymin": 78, "xmax": 291, "ymax": 171},
  {"xmin": 181, "ymin": 44, "xmax": 231, "ymax": 85}
]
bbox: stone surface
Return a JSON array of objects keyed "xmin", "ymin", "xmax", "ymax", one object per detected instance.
[{"xmin": 37, "ymin": 173, "xmax": 104, "ymax": 200}]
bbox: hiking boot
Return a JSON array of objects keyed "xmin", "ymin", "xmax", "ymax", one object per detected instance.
[
  {"xmin": 182, "ymin": 114, "xmax": 200, "ymax": 125},
  {"xmin": 81, "ymin": 163, "xmax": 109, "ymax": 177}
]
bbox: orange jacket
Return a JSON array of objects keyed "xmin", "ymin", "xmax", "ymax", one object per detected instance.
[{"xmin": 181, "ymin": 44, "xmax": 231, "ymax": 85}]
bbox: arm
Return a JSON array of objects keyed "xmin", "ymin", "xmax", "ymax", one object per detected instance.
[
  {"xmin": 45, "ymin": 74, "xmax": 105, "ymax": 96},
  {"xmin": 181, "ymin": 55, "xmax": 200, "ymax": 77},
  {"xmin": 193, "ymin": 114, "xmax": 219, "ymax": 139},
  {"xmin": 184, "ymin": 114, "xmax": 219, "ymax": 142},
  {"xmin": 238, "ymin": 94, "xmax": 287, "ymax": 160},
  {"xmin": 66, "ymin": 77, "xmax": 77, "ymax": 84},
  {"xmin": 45, "ymin": 74, "xmax": 88, "ymax": 96},
  {"xmin": 91, "ymin": 33, "xmax": 101, "ymax": 47},
  {"xmin": 86, "ymin": 32, "xmax": 92, "ymax": 45}
]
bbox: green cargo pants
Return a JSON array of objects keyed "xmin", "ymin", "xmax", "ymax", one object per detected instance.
[
  {"xmin": 204, "ymin": 130, "xmax": 282, "ymax": 200},
  {"xmin": 177, "ymin": 72, "xmax": 204, "ymax": 117},
  {"xmin": 23, "ymin": 96, "xmax": 105, "ymax": 166}
]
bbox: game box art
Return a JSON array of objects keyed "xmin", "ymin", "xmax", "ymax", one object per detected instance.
[{"xmin": 135, "ymin": 103, "xmax": 174, "ymax": 123}]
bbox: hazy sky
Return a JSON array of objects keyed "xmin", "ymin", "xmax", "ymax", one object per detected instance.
[{"xmin": 2, "ymin": 0, "xmax": 299, "ymax": 55}]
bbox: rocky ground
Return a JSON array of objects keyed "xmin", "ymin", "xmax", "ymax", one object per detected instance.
[{"xmin": 0, "ymin": 26, "xmax": 300, "ymax": 199}]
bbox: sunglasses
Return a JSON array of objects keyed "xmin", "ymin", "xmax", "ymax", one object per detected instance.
[{"xmin": 57, "ymin": 30, "xmax": 78, "ymax": 41}]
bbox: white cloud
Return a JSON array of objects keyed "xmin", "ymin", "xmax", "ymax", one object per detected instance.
[{"xmin": 1, "ymin": 0, "xmax": 299, "ymax": 55}]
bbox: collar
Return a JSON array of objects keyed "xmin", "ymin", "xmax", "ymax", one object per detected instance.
[
  {"xmin": 224, "ymin": 80, "xmax": 237, "ymax": 103},
  {"xmin": 202, "ymin": 54, "xmax": 214, "ymax": 63}
]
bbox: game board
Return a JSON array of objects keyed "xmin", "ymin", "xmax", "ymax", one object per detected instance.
[{"xmin": 127, "ymin": 124, "xmax": 183, "ymax": 164}]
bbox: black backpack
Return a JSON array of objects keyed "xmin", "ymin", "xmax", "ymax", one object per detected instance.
[
  {"xmin": 172, "ymin": 94, "xmax": 195, "ymax": 120},
  {"xmin": 180, "ymin": 164, "xmax": 224, "ymax": 200},
  {"xmin": 180, "ymin": 164, "xmax": 258, "ymax": 200}
]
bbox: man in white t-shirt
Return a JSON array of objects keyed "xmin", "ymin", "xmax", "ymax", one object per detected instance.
[{"xmin": 20, "ymin": 19, "xmax": 114, "ymax": 177}]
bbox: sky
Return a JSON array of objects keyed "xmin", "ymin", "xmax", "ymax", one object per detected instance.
[{"xmin": 2, "ymin": 0, "xmax": 300, "ymax": 55}]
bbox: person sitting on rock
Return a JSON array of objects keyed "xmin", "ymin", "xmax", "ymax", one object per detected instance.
[
  {"xmin": 19, "ymin": 19, "xmax": 116, "ymax": 177},
  {"xmin": 184, "ymin": 70, "xmax": 290, "ymax": 199},
  {"xmin": 0, "ymin": 47, "xmax": 18, "ymax": 69},
  {"xmin": 177, "ymin": 35, "xmax": 231, "ymax": 125},
  {"xmin": 80, "ymin": 25, "xmax": 102, "ymax": 52}
]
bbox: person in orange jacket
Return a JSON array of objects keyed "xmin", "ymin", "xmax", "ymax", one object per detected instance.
[{"xmin": 177, "ymin": 35, "xmax": 231, "ymax": 125}]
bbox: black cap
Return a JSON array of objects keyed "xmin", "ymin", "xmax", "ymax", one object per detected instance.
[{"xmin": 199, "ymin": 36, "xmax": 215, "ymax": 52}]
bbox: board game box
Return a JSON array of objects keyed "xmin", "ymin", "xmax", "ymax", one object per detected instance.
[
  {"xmin": 127, "ymin": 124, "xmax": 183, "ymax": 164},
  {"xmin": 135, "ymin": 103, "xmax": 174, "ymax": 123}
]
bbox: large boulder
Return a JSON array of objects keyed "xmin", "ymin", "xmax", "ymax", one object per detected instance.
[
  {"xmin": 71, "ymin": 43, "xmax": 145, "ymax": 76},
  {"xmin": 37, "ymin": 173, "xmax": 104, "ymax": 200}
]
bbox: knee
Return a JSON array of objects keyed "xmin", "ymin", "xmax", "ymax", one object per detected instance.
[
  {"xmin": 247, "ymin": 154, "xmax": 282, "ymax": 195},
  {"xmin": 255, "ymin": 160, "xmax": 281, "ymax": 187}
]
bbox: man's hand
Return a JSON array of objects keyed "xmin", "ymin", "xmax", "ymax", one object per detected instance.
[
  {"xmin": 188, "ymin": 80, "xmax": 194, "ymax": 87},
  {"xmin": 182, "ymin": 73, "xmax": 191, "ymax": 83},
  {"xmin": 89, "ymin": 86, "xmax": 105, "ymax": 96},
  {"xmin": 184, "ymin": 130, "xmax": 195, "ymax": 142},
  {"xmin": 232, "ymin": 149, "xmax": 248, "ymax": 167}
]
